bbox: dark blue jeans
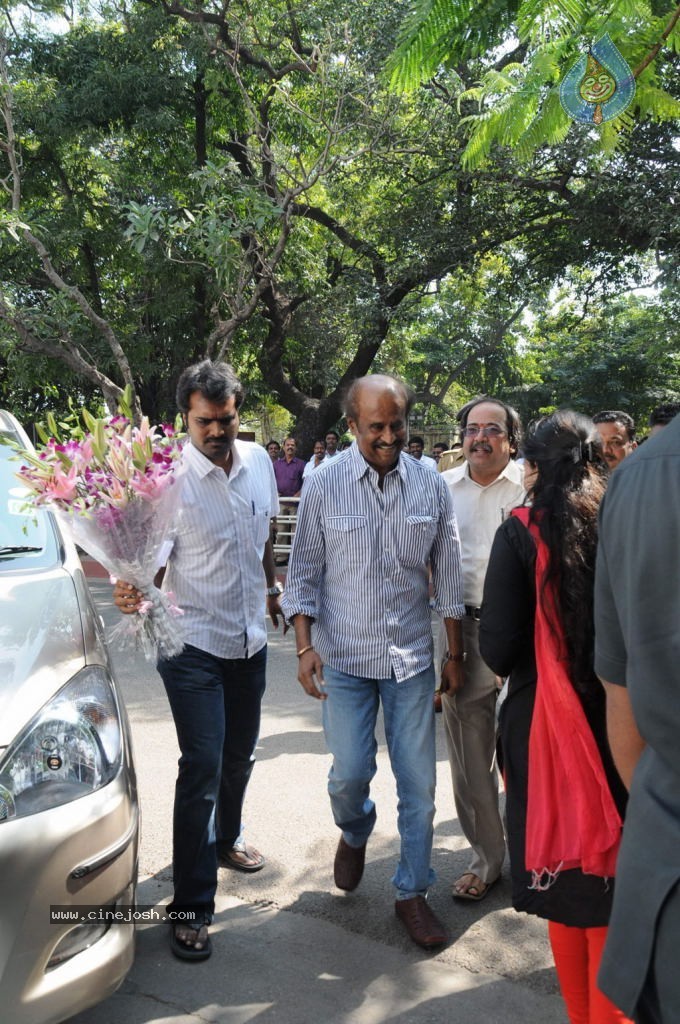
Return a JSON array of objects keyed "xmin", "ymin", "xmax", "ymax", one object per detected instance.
[{"xmin": 157, "ymin": 643, "xmax": 267, "ymax": 919}]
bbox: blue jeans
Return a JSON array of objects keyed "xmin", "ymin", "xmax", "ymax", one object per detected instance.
[
  {"xmin": 157, "ymin": 643, "xmax": 267, "ymax": 919},
  {"xmin": 322, "ymin": 664, "xmax": 437, "ymax": 899}
]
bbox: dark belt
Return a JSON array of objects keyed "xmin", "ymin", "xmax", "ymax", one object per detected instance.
[{"xmin": 464, "ymin": 605, "xmax": 481, "ymax": 620}]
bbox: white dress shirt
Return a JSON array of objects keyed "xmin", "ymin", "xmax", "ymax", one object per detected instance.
[
  {"xmin": 441, "ymin": 459, "xmax": 524, "ymax": 606},
  {"xmin": 163, "ymin": 439, "xmax": 279, "ymax": 659},
  {"xmin": 302, "ymin": 455, "xmax": 325, "ymax": 481},
  {"xmin": 409, "ymin": 453, "xmax": 438, "ymax": 471}
]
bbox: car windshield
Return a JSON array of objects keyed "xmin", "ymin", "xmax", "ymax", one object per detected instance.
[{"xmin": 0, "ymin": 447, "xmax": 59, "ymax": 570}]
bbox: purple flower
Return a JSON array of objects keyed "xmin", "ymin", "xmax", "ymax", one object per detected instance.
[{"xmin": 94, "ymin": 506, "xmax": 123, "ymax": 529}]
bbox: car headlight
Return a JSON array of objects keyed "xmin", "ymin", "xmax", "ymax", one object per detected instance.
[{"xmin": 0, "ymin": 666, "xmax": 122, "ymax": 822}]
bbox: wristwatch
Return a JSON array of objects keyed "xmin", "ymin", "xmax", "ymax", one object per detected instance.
[
  {"xmin": 266, "ymin": 584, "xmax": 283, "ymax": 597},
  {"xmin": 445, "ymin": 651, "xmax": 466, "ymax": 663}
]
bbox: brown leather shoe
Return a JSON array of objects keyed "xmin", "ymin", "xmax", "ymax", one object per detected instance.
[
  {"xmin": 395, "ymin": 896, "xmax": 447, "ymax": 949},
  {"xmin": 334, "ymin": 836, "xmax": 367, "ymax": 891}
]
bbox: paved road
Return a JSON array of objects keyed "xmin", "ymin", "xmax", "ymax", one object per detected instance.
[{"xmin": 66, "ymin": 580, "xmax": 566, "ymax": 1023}]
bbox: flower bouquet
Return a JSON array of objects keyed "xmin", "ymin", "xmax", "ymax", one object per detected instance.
[{"xmin": 13, "ymin": 404, "xmax": 186, "ymax": 659}]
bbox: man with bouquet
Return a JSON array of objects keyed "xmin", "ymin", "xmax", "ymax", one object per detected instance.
[{"xmin": 115, "ymin": 359, "xmax": 285, "ymax": 961}]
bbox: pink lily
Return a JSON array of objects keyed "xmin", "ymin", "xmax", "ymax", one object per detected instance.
[{"xmin": 45, "ymin": 462, "xmax": 79, "ymax": 502}]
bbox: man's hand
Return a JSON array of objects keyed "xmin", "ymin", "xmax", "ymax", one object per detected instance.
[
  {"xmin": 603, "ymin": 680, "xmax": 646, "ymax": 790},
  {"xmin": 113, "ymin": 579, "xmax": 143, "ymax": 615},
  {"xmin": 440, "ymin": 657, "xmax": 465, "ymax": 696},
  {"xmin": 267, "ymin": 595, "xmax": 289, "ymax": 634},
  {"xmin": 298, "ymin": 649, "xmax": 326, "ymax": 700}
]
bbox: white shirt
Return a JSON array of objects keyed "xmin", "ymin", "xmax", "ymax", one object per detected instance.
[
  {"xmin": 282, "ymin": 442, "xmax": 464, "ymax": 682},
  {"xmin": 163, "ymin": 438, "xmax": 279, "ymax": 659},
  {"xmin": 409, "ymin": 453, "xmax": 438, "ymax": 471},
  {"xmin": 441, "ymin": 459, "xmax": 524, "ymax": 606},
  {"xmin": 302, "ymin": 455, "xmax": 325, "ymax": 480}
]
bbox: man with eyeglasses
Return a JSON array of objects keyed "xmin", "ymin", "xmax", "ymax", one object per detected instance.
[
  {"xmin": 440, "ymin": 397, "xmax": 524, "ymax": 902},
  {"xmin": 592, "ymin": 410, "xmax": 637, "ymax": 469}
]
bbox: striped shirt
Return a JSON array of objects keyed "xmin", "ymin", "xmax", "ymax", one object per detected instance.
[
  {"xmin": 282, "ymin": 442, "xmax": 465, "ymax": 682},
  {"xmin": 162, "ymin": 438, "xmax": 279, "ymax": 659}
]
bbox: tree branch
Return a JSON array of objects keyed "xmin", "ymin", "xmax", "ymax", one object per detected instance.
[
  {"xmin": 633, "ymin": 4, "xmax": 680, "ymax": 78},
  {"xmin": 0, "ymin": 295, "xmax": 125, "ymax": 410},
  {"xmin": 0, "ymin": 36, "xmax": 141, "ymax": 419}
]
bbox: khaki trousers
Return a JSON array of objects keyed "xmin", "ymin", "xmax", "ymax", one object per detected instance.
[{"xmin": 441, "ymin": 616, "xmax": 505, "ymax": 882}]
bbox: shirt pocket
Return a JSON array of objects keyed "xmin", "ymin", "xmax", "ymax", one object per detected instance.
[
  {"xmin": 325, "ymin": 514, "xmax": 368, "ymax": 563},
  {"xmin": 252, "ymin": 505, "xmax": 272, "ymax": 548},
  {"xmin": 400, "ymin": 514, "xmax": 437, "ymax": 567}
]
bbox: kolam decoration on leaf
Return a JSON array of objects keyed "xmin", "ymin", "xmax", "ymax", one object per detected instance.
[{"xmin": 560, "ymin": 34, "xmax": 636, "ymax": 124}]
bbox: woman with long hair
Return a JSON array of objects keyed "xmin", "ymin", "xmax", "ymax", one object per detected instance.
[{"xmin": 479, "ymin": 410, "xmax": 631, "ymax": 1024}]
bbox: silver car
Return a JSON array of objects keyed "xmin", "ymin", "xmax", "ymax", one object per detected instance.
[{"xmin": 0, "ymin": 410, "xmax": 139, "ymax": 1024}]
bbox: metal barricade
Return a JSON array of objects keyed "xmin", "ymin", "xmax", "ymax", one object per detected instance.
[{"xmin": 273, "ymin": 496, "xmax": 300, "ymax": 563}]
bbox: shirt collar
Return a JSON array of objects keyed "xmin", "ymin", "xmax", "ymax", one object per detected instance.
[
  {"xmin": 183, "ymin": 437, "xmax": 244, "ymax": 480},
  {"xmin": 456, "ymin": 457, "xmax": 522, "ymax": 488},
  {"xmin": 348, "ymin": 440, "xmax": 407, "ymax": 484}
]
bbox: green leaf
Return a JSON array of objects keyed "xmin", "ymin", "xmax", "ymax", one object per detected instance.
[
  {"xmin": 81, "ymin": 407, "xmax": 98, "ymax": 433},
  {"xmin": 131, "ymin": 439, "xmax": 147, "ymax": 471},
  {"xmin": 117, "ymin": 385, "xmax": 134, "ymax": 421},
  {"xmin": 91, "ymin": 419, "xmax": 107, "ymax": 463},
  {"xmin": 46, "ymin": 410, "xmax": 61, "ymax": 441},
  {"xmin": 35, "ymin": 422, "xmax": 50, "ymax": 445}
]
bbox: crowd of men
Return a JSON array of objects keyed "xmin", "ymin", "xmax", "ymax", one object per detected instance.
[
  {"xmin": 265, "ymin": 404, "xmax": 668, "ymax": 504},
  {"xmin": 113, "ymin": 360, "xmax": 678, "ymax": 1024}
]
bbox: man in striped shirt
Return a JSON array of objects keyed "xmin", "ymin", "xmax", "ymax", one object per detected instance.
[
  {"xmin": 115, "ymin": 360, "xmax": 284, "ymax": 961},
  {"xmin": 283, "ymin": 374, "xmax": 465, "ymax": 950}
]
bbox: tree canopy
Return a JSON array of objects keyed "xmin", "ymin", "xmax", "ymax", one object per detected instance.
[
  {"xmin": 388, "ymin": 0, "xmax": 680, "ymax": 167},
  {"xmin": 0, "ymin": 0, "xmax": 677, "ymax": 448}
]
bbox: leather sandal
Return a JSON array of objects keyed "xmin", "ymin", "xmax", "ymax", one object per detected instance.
[
  {"xmin": 219, "ymin": 842, "xmax": 266, "ymax": 873},
  {"xmin": 452, "ymin": 872, "xmax": 498, "ymax": 901}
]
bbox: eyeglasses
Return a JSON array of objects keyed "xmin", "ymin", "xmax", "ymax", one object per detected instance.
[
  {"xmin": 602, "ymin": 438, "xmax": 628, "ymax": 449},
  {"xmin": 461, "ymin": 425, "xmax": 507, "ymax": 439}
]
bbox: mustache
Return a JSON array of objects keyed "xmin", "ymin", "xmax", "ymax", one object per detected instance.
[{"xmin": 471, "ymin": 443, "xmax": 493, "ymax": 453}]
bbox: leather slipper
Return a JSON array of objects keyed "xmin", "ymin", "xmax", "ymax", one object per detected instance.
[
  {"xmin": 220, "ymin": 843, "xmax": 266, "ymax": 873},
  {"xmin": 452, "ymin": 872, "xmax": 498, "ymax": 902},
  {"xmin": 169, "ymin": 921, "xmax": 212, "ymax": 961}
]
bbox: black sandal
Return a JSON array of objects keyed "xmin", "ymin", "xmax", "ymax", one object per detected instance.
[{"xmin": 169, "ymin": 915, "xmax": 212, "ymax": 961}]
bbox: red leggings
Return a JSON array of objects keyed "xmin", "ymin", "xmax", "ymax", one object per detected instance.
[{"xmin": 548, "ymin": 921, "xmax": 634, "ymax": 1024}]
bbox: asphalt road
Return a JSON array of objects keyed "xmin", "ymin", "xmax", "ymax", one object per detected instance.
[{"xmin": 66, "ymin": 580, "xmax": 567, "ymax": 1024}]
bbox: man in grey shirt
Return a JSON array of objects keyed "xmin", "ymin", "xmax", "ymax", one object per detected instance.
[
  {"xmin": 594, "ymin": 413, "xmax": 680, "ymax": 1023},
  {"xmin": 283, "ymin": 374, "xmax": 465, "ymax": 950}
]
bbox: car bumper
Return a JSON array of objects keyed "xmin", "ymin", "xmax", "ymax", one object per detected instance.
[{"xmin": 0, "ymin": 766, "xmax": 138, "ymax": 1024}]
